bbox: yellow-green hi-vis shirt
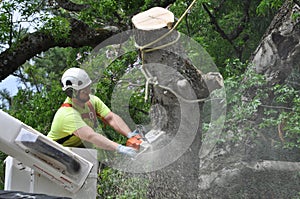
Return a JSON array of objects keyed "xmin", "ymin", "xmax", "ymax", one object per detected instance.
[{"xmin": 47, "ymin": 95, "xmax": 111, "ymax": 147}]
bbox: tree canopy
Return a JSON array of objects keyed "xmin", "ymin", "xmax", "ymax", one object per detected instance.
[{"xmin": 0, "ymin": 0, "xmax": 279, "ymax": 81}]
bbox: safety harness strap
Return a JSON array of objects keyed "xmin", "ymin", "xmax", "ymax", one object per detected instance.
[
  {"xmin": 57, "ymin": 101, "xmax": 104, "ymax": 145},
  {"xmin": 61, "ymin": 101, "xmax": 99, "ymax": 128}
]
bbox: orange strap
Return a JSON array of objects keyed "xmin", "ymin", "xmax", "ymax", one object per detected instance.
[{"xmin": 61, "ymin": 101, "xmax": 104, "ymax": 128}]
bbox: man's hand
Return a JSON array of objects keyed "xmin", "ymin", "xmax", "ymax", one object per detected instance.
[
  {"xmin": 117, "ymin": 145, "xmax": 137, "ymax": 157},
  {"xmin": 127, "ymin": 129, "xmax": 140, "ymax": 138}
]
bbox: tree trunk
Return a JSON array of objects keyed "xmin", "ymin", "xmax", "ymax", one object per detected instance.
[{"xmin": 133, "ymin": 27, "xmax": 210, "ymax": 198}]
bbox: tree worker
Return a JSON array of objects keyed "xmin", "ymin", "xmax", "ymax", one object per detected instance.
[{"xmin": 47, "ymin": 67, "xmax": 139, "ymax": 157}]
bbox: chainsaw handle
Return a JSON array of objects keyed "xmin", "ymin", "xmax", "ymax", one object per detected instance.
[
  {"xmin": 126, "ymin": 135, "xmax": 143, "ymax": 150},
  {"xmin": 127, "ymin": 129, "xmax": 140, "ymax": 138}
]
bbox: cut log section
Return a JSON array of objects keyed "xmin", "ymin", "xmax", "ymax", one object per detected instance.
[{"xmin": 132, "ymin": 7, "xmax": 174, "ymax": 30}]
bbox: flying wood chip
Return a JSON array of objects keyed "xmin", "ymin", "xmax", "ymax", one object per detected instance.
[{"xmin": 132, "ymin": 7, "xmax": 174, "ymax": 30}]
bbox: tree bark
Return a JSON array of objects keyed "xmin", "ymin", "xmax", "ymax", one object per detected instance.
[{"xmin": 133, "ymin": 27, "xmax": 210, "ymax": 198}]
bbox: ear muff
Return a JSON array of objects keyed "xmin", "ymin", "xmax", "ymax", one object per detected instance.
[
  {"xmin": 65, "ymin": 88, "xmax": 74, "ymax": 98},
  {"xmin": 60, "ymin": 80, "xmax": 73, "ymax": 98}
]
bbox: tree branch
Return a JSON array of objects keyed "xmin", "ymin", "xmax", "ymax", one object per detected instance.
[
  {"xmin": 144, "ymin": 0, "xmax": 176, "ymax": 10},
  {"xmin": 213, "ymin": 0, "xmax": 227, "ymax": 13},
  {"xmin": 0, "ymin": 89, "xmax": 12, "ymax": 107},
  {"xmin": 0, "ymin": 18, "xmax": 115, "ymax": 81},
  {"xmin": 202, "ymin": 2, "xmax": 246, "ymax": 58},
  {"xmin": 259, "ymin": 104, "xmax": 294, "ymax": 110},
  {"xmin": 202, "ymin": 3, "xmax": 238, "ymax": 49},
  {"xmin": 228, "ymin": 0, "xmax": 251, "ymax": 40},
  {"xmin": 55, "ymin": 0, "xmax": 90, "ymax": 12}
]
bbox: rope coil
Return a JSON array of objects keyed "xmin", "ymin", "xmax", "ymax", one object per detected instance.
[{"xmin": 134, "ymin": 0, "xmax": 209, "ymax": 103}]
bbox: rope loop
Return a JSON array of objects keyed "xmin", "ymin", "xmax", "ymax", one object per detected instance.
[{"xmin": 136, "ymin": 0, "xmax": 199, "ymax": 102}]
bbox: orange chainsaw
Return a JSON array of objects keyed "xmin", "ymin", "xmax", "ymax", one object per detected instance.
[{"xmin": 126, "ymin": 125, "xmax": 165, "ymax": 155}]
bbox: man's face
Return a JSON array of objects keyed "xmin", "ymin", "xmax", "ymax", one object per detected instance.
[{"xmin": 76, "ymin": 85, "xmax": 91, "ymax": 103}]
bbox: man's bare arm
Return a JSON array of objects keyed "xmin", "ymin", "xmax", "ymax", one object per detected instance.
[
  {"xmin": 73, "ymin": 126, "xmax": 118, "ymax": 151},
  {"xmin": 104, "ymin": 112, "xmax": 131, "ymax": 137}
]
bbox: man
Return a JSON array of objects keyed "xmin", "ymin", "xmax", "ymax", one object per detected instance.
[{"xmin": 47, "ymin": 67, "xmax": 138, "ymax": 156}]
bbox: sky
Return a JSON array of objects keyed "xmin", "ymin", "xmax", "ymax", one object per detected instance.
[
  {"xmin": 0, "ymin": 75, "xmax": 20, "ymax": 96},
  {"xmin": 0, "ymin": 9, "xmax": 32, "ymax": 98}
]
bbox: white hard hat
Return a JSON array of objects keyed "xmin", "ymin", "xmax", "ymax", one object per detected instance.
[{"xmin": 61, "ymin": 68, "xmax": 92, "ymax": 91}]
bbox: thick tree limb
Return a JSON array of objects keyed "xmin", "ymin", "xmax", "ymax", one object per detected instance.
[
  {"xmin": 0, "ymin": 0, "xmax": 178, "ymax": 82},
  {"xmin": 0, "ymin": 18, "xmax": 114, "ymax": 81},
  {"xmin": 199, "ymin": 160, "xmax": 300, "ymax": 191},
  {"xmin": 248, "ymin": 160, "xmax": 300, "ymax": 172}
]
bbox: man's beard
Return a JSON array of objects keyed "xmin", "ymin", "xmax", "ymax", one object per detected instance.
[{"xmin": 75, "ymin": 92, "xmax": 90, "ymax": 103}]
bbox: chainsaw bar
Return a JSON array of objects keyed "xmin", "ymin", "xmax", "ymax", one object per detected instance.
[{"xmin": 144, "ymin": 129, "xmax": 165, "ymax": 143}]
